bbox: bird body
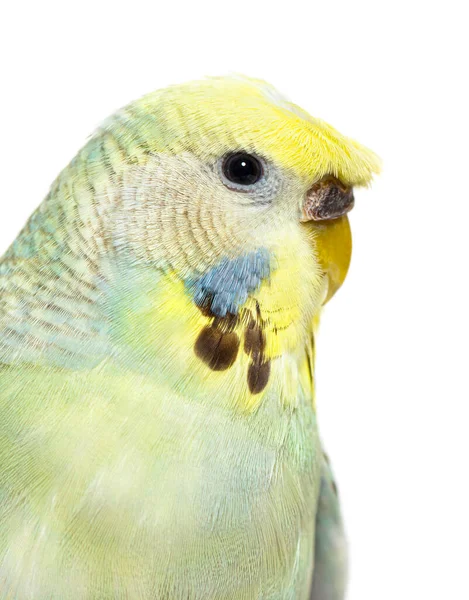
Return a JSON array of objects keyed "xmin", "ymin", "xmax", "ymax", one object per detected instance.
[
  {"xmin": 0, "ymin": 76, "xmax": 378, "ymax": 598},
  {"xmin": 0, "ymin": 364, "xmax": 320, "ymax": 599}
]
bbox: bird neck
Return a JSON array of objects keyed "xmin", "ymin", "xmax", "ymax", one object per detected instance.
[{"xmin": 0, "ymin": 137, "xmax": 118, "ymax": 368}]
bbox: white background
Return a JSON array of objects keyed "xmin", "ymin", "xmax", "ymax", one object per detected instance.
[{"xmin": 1, "ymin": 1, "xmax": 468, "ymax": 598}]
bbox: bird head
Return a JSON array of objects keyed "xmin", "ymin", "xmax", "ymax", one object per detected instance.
[
  {"xmin": 87, "ymin": 76, "xmax": 380, "ymax": 401},
  {"xmin": 19, "ymin": 76, "xmax": 379, "ymax": 405},
  {"xmin": 103, "ymin": 76, "xmax": 378, "ymax": 300}
]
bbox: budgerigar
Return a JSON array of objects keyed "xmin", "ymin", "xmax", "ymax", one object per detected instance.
[{"xmin": 0, "ymin": 76, "xmax": 379, "ymax": 599}]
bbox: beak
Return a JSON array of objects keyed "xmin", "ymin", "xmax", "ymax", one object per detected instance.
[
  {"xmin": 301, "ymin": 176, "xmax": 354, "ymax": 222},
  {"xmin": 301, "ymin": 189, "xmax": 353, "ymax": 305},
  {"xmin": 301, "ymin": 176, "xmax": 353, "ymax": 303}
]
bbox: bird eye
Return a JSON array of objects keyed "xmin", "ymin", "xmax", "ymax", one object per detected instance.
[{"xmin": 221, "ymin": 153, "xmax": 263, "ymax": 187}]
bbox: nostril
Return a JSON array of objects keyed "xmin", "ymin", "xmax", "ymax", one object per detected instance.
[{"xmin": 301, "ymin": 176, "xmax": 354, "ymax": 222}]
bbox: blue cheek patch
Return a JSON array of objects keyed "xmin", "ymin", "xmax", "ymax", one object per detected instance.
[{"xmin": 187, "ymin": 249, "xmax": 271, "ymax": 318}]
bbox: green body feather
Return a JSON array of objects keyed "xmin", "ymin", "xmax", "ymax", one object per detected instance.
[{"xmin": 0, "ymin": 364, "xmax": 320, "ymax": 599}]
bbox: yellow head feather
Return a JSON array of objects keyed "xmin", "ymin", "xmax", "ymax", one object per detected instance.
[{"xmin": 108, "ymin": 75, "xmax": 380, "ymax": 186}]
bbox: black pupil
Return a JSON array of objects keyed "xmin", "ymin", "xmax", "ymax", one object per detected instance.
[{"xmin": 223, "ymin": 153, "xmax": 262, "ymax": 185}]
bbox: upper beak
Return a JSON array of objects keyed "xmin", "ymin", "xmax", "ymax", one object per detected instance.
[
  {"xmin": 301, "ymin": 176, "xmax": 354, "ymax": 222},
  {"xmin": 301, "ymin": 176, "xmax": 353, "ymax": 304}
]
